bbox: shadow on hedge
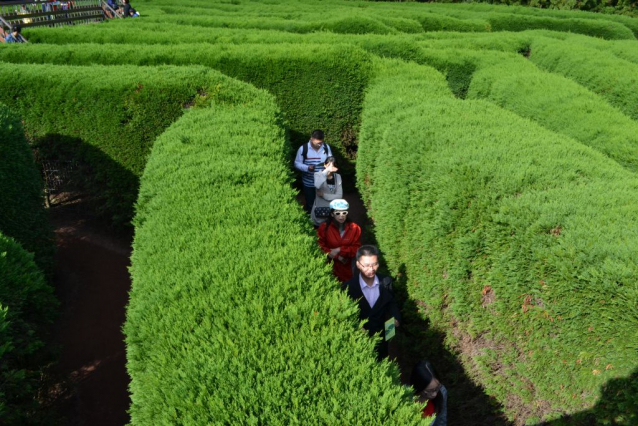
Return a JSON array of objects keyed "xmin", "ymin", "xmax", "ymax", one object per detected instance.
[
  {"xmin": 32, "ymin": 134, "xmax": 139, "ymax": 229},
  {"xmin": 543, "ymin": 368, "xmax": 638, "ymax": 426}
]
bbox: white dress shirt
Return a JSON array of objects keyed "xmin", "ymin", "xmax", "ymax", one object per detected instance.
[{"xmin": 359, "ymin": 274, "xmax": 380, "ymax": 308}]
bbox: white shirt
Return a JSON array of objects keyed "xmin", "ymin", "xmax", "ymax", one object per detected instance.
[{"xmin": 359, "ymin": 274, "xmax": 380, "ymax": 308}]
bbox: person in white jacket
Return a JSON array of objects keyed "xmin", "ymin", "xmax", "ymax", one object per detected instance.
[{"xmin": 311, "ymin": 157, "xmax": 343, "ymax": 227}]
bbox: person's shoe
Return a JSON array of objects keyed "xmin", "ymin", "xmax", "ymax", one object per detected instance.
[{"xmin": 133, "ymin": 11, "xmax": 140, "ymax": 17}]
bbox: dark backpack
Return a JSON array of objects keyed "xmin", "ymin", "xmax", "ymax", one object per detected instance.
[{"xmin": 302, "ymin": 141, "xmax": 331, "ymax": 161}]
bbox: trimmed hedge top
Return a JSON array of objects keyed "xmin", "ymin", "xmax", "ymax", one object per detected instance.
[
  {"xmin": 125, "ymin": 71, "xmax": 424, "ymax": 424},
  {"xmin": 358, "ymin": 61, "xmax": 638, "ymax": 422}
]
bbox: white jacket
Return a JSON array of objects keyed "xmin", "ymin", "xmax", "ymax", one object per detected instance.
[{"xmin": 311, "ymin": 171, "xmax": 343, "ymax": 226}]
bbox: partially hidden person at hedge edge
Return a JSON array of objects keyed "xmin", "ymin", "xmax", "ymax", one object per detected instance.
[
  {"xmin": 317, "ymin": 199, "xmax": 361, "ymax": 282},
  {"xmin": 311, "ymin": 156, "xmax": 342, "ymax": 227},
  {"xmin": 4, "ymin": 25, "xmax": 24, "ymax": 43},
  {"xmin": 411, "ymin": 360, "xmax": 448, "ymax": 425},
  {"xmin": 342, "ymin": 245, "xmax": 401, "ymax": 360},
  {"xmin": 294, "ymin": 129, "xmax": 332, "ymax": 214},
  {"xmin": 122, "ymin": 0, "xmax": 140, "ymax": 17}
]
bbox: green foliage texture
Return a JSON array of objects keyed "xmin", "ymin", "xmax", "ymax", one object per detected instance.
[
  {"xmin": 0, "ymin": 42, "xmax": 372, "ymax": 158},
  {"xmin": 0, "ymin": 0, "xmax": 635, "ymax": 423},
  {"xmin": 125, "ymin": 71, "xmax": 423, "ymax": 424},
  {"xmin": 0, "ymin": 104, "xmax": 53, "ymax": 271},
  {"xmin": 0, "ymin": 62, "xmax": 225, "ymax": 225},
  {"xmin": 0, "ymin": 233, "xmax": 57, "ymax": 424},
  {"xmin": 359, "ymin": 59, "xmax": 638, "ymax": 423}
]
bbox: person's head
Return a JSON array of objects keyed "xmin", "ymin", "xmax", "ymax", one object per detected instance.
[
  {"xmin": 356, "ymin": 245, "xmax": 379, "ymax": 279},
  {"xmin": 411, "ymin": 360, "xmax": 443, "ymax": 409},
  {"xmin": 324, "ymin": 156, "xmax": 337, "ymax": 173},
  {"xmin": 310, "ymin": 129, "xmax": 324, "ymax": 150},
  {"xmin": 329, "ymin": 199, "xmax": 349, "ymax": 225},
  {"xmin": 11, "ymin": 25, "xmax": 21, "ymax": 36}
]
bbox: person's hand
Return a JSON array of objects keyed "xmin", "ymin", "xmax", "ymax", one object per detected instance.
[
  {"xmin": 316, "ymin": 190, "xmax": 324, "ymax": 197},
  {"xmin": 325, "ymin": 162, "xmax": 338, "ymax": 173},
  {"xmin": 394, "ymin": 319, "xmax": 400, "ymax": 328},
  {"xmin": 329, "ymin": 247, "xmax": 341, "ymax": 259},
  {"xmin": 308, "ymin": 165, "xmax": 315, "ymax": 172},
  {"xmin": 337, "ymin": 256, "xmax": 348, "ymax": 264}
]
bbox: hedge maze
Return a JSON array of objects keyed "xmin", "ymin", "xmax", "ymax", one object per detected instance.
[{"xmin": 1, "ymin": 0, "xmax": 638, "ymax": 424}]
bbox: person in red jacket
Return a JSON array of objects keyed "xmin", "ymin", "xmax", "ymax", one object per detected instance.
[{"xmin": 317, "ymin": 199, "xmax": 361, "ymax": 282}]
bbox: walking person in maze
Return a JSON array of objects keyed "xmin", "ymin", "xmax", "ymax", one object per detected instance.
[
  {"xmin": 294, "ymin": 129, "xmax": 332, "ymax": 214},
  {"xmin": 411, "ymin": 360, "xmax": 448, "ymax": 425},
  {"xmin": 311, "ymin": 156, "xmax": 342, "ymax": 227},
  {"xmin": 342, "ymin": 245, "xmax": 401, "ymax": 360},
  {"xmin": 317, "ymin": 199, "xmax": 361, "ymax": 282}
]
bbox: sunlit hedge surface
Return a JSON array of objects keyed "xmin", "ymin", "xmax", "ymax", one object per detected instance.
[
  {"xmin": 0, "ymin": 63, "xmax": 226, "ymax": 225},
  {"xmin": 359, "ymin": 61, "xmax": 638, "ymax": 423},
  {"xmin": 125, "ymin": 71, "xmax": 423, "ymax": 424},
  {"xmin": 0, "ymin": 0, "xmax": 635, "ymax": 423},
  {"xmin": 0, "ymin": 42, "xmax": 372, "ymax": 156}
]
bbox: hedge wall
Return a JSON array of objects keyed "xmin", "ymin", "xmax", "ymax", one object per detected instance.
[
  {"xmin": 0, "ymin": 233, "xmax": 57, "ymax": 424},
  {"xmin": 358, "ymin": 64, "xmax": 638, "ymax": 423},
  {"xmin": 125, "ymin": 69, "xmax": 423, "ymax": 424},
  {"xmin": 0, "ymin": 43, "xmax": 371, "ymax": 160},
  {"xmin": 0, "ymin": 104, "xmax": 53, "ymax": 271},
  {"xmin": 357, "ymin": 57, "xmax": 452, "ymax": 205},
  {"xmin": 529, "ymin": 37, "xmax": 638, "ymax": 122},
  {"xmin": 467, "ymin": 57, "xmax": 638, "ymax": 174},
  {"xmin": 0, "ymin": 62, "xmax": 228, "ymax": 225}
]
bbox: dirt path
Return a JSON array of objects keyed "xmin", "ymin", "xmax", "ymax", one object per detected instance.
[{"xmin": 45, "ymin": 200, "xmax": 132, "ymax": 426}]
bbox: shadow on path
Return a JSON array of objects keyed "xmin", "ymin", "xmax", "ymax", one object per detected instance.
[{"xmin": 41, "ymin": 197, "xmax": 132, "ymax": 425}]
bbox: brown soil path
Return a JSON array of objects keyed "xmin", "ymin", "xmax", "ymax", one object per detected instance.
[{"xmin": 45, "ymin": 200, "xmax": 132, "ymax": 426}]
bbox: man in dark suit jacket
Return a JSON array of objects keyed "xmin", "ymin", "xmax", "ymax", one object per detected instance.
[{"xmin": 342, "ymin": 245, "xmax": 401, "ymax": 360}]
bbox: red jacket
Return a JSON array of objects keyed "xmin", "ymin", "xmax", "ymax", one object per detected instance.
[{"xmin": 317, "ymin": 220, "xmax": 361, "ymax": 282}]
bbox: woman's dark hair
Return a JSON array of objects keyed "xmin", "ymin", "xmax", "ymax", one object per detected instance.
[
  {"xmin": 411, "ymin": 360, "xmax": 443, "ymax": 414},
  {"xmin": 324, "ymin": 156, "xmax": 336, "ymax": 167}
]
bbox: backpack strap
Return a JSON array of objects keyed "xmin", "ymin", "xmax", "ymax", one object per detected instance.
[
  {"xmin": 381, "ymin": 276, "xmax": 393, "ymax": 291},
  {"xmin": 303, "ymin": 142, "xmax": 331, "ymax": 161},
  {"xmin": 302, "ymin": 141, "xmax": 309, "ymax": 161}
]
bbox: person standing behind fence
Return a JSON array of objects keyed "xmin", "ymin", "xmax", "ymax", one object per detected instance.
[
  {"xmin": 342, "ymin": 245, "xmax": 400, "ymax": 360},
  {"xmin": 4, "ymin": 26, "xmax": 24, "ymax": 43},
  {"xmin": 294, "ymin": 129, "xmax": 332, "ymax": 214},
  {"xmin": 311, "ymin": 156, "xmax": 342, "ymax": 227},
  {"xmin": 317, "ymin": 199, "xmax": 360, "ymax": 282}
]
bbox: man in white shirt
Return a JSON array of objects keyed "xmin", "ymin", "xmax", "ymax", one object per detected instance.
[
  {"xmin": 342, "ymin": 245, "xmax": 401, "ymax": 360},
  {"xmin": 293, "ymin": 129, "xmax": 332, "ymax": 213}
]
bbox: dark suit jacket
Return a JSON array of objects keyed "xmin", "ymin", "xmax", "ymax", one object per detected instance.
[{"xmin": 342, "ymin": 273, "xmax": 401, "ymax": 336}]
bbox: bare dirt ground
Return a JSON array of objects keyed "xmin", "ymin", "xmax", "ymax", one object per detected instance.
[{"xmin": 43, "ymin": 195, "xmax": 132, "ymax": 426}]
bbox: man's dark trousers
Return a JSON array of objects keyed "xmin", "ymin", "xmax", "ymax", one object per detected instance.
[{"xmin": 303, "ymin": 185, "xmax": 315, "ymax": 214}]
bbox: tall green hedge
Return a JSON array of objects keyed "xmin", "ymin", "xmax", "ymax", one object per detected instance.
[
  {"xmin": 0, "ymin": 62, "xmax": 228, "ymax": 225},
  {"xmin": 358, "ymin": 64, "xmax": 638, "ymax": 423},
  {"xmin": 529, "ymin": 36, "xmax": 638, "ymax": 121},
  {"xmin": 0, "ymin": 43, "xmax": 371, "ymax": 159},
  {"xmin": 0, "ymin": 233, "xmax": 57, "ymax": 424},
  {"xmin": 125, "ymin": 70, "xmax": 423, "ymax": 424},
  {"xmin": 0, "ymin": 104, "xmax": 53, "ymax": 271},
  {"xmin": 467, "ymin": 57, "xmax": 638, "ymax": 173}
]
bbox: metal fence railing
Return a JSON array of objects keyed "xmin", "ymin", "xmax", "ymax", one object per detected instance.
[{"xmin": 0, "ymin": 0, "xmax": 105, "ymax": 30}]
